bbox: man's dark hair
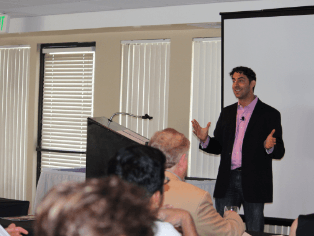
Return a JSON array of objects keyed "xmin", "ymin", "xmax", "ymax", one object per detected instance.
[
  {"xmin": 230, "ymin": 66, "xmax": 256, "ymax": 83},
  {"xmin": 107, "ymin": 145, "xmax": 166, "ymax": 196},
  {"xmin": 230, "ymin": 66, "xmax": 256, "ymax": 92}
]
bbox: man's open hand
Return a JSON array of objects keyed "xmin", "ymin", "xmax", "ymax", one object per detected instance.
[{"xmin": 191, "ymin": 119, "xmax": 211, "ymax": 143}]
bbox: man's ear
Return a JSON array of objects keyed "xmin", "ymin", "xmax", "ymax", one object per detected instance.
[
  {"xmin": 178, "ymin": 153, "xmax": 187, "ymax": 166},
  {"xmin": 150, "ymin": 191, "xmax": 161, "ymax": 210},
  {"xmin": 250, "ymin": 80, "xmax": 256, "ymax": 90}
]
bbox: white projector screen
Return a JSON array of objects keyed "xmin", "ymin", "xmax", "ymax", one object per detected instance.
[{"xmin": 222, "ymin": 7, "xmax": 314, "ymax": 219}]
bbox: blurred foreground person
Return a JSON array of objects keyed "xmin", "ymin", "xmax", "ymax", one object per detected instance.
[
  {"xmin": 35, "ymin": 176, "xmax": 155, "ymax": 236},
  {"xmin": 108, "ymin": 145, "xmax": 198, "ymax": 236}
]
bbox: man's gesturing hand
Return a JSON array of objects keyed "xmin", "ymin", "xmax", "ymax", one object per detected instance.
[
  {"xmin": 264, "ymin": 129, "xmax": 276, "ymax": 149},
  {"xmin": 191, "ymin": 119, "xmax": 211, "ymax": 143}
]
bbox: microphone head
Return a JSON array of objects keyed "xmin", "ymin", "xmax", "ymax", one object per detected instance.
[{"xmin": 143, "ymin": 114, "xmax": 153, "ymax": 120}]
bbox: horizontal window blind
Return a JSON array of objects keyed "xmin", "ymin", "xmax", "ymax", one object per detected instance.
[
  {"xmin": 40, "ymin": 48, "xmax": 95, "ymax": 169},
  {"xmin": 189, "ymin": 38, "xmax": 221, "ymax": 179},
  {"xmin": 119, "ymin": 40, "xmax": 170, "ymax": 139}
]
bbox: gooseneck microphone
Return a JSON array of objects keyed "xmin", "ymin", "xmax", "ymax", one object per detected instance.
[{"xmin": 108, "ymin": 112, "xmax": 153, "ymax": 126}]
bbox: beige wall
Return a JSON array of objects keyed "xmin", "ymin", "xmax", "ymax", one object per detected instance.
[{"xmin": 0, "ymin": 25, "xmax": 221, "ymax": 208}]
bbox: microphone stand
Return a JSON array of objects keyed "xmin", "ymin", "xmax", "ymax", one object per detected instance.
[{"xmin": 107, "ymin": 112, "xmax": 153, "ymax": 127}]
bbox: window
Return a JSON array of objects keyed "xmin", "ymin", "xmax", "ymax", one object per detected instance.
[
  {"xmin": 0, "ymin": 46, "xmax": 30, "ymax": 199},
  {"xmin": 37, "ymin": 43, "xmax": 95, "ymax": 180},
  {"xmin": 119, "ymin": 40, "xmax": 170, "ymax": 139},
  {"xmin": 189, "ymin": 38, "xmax": 221, "ymax": 178}
]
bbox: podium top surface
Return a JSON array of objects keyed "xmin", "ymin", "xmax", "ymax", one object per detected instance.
[
  {"xmin": 89, "ymin": 116, "xmax": 126, "ymax": 132},
  {"xmin": 88, "ymin": 116, "xmax": 149, "ymax": 145}
]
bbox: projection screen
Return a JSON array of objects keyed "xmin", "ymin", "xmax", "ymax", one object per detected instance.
[{"xmin": 221, "ymin": 6, "xmax": 314, "ymax": 219}]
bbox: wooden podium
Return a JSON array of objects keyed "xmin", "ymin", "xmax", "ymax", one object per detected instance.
[{"xmin": 86, "ymin": 117, "xmax": 149, "ymax": 178}]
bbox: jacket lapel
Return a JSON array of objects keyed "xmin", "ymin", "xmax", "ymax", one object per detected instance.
[
  {"xmin": 228, "ymin": 103, "xmax": 238, "ymax": 149},
  {"xmin": 244, "ymin": 99, "xmax": 264, "ymax": 138},
  {"xmin": 230, "ymin": 103, "xmax": 238, "ymax": 136}
]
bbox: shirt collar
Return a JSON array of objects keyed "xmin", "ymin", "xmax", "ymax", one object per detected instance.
[
  {"xmin": 238, "ymin": 96, "xmax": 258, "ymax": 112},
  {"xmin": 165, "ymin": 170, "xmax": 183, "ymax": 182}
]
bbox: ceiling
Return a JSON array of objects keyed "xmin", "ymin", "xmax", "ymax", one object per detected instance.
[{"xmin": 0, "ymin": 0, "xmax": 260, "ymax": 19}]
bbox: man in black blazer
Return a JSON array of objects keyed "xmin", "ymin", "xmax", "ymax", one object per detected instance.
[{"xmin": 192, "ymin": 66, "xmax": 285, "ymax": 232}]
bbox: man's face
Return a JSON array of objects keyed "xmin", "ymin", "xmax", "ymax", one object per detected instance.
[{"xmin": 232, "ymin": 72, "xmax": 255, "ymax": 100}]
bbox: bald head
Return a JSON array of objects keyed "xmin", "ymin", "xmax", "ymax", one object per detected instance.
[{"xmin": 148, "ymin": 128, "xmax": 190, "ymax": 168}]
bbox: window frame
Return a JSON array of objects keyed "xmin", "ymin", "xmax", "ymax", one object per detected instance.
[{"xmin": 36, "ymin": 42, "xmax": 96, "ymax": 183}]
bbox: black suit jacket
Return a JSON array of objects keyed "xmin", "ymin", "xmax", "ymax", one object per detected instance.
[{"xmin": 200, "ymin": 99, "xmax": 285, "ymax": 203}]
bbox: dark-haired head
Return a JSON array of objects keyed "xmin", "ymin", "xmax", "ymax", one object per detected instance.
[
  {"xmin": 230, "ymin": 66, "xmax": 256, "ymax": 91},
  {"xmin": 107, "ymin": 145, "xmax": 166, "ymax": 197}
]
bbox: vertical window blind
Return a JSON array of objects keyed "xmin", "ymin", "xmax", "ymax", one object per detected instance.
[
  {"xmin": 39, "ymin": 47, "xmax": 95, "ymax": 170},
  {"xmin": 0, "ymin": 46, "xmax": 30, "ymax": 200},
  {"xmin": 119, "ymin": 40, "xmax": 170, "ymax": 139},
  {"xmin": 189, "ymin": 38, "xmax": 221, "ymax": 179}
]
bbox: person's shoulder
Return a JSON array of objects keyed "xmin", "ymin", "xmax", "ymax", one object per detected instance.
[
  {"xmin": 166, "ymin": 176, "xmax": 212, "ymax": 206},
  {"xmin": 221, "ymin": 102, "xmax": 237, "ymax": 116},
  {"xmin": 222, "ymin": 102, "xmax": 237, "ymax": 111},
  {"xmin": 178, "ymin": 180, "xmax": 211, "ymax": 199},
  {"xmin": 299, "ymin": 213, "xmax": 314, "ymax": 220},
  {"xmin": 154, "ymin": 221, "xmax": 181, "ymax": 236},
  {"xmin": 257, "ymin": 100, "xmax": 280, "ymax": 114}
]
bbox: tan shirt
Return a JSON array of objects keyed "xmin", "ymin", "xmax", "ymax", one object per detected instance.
[{"xmin": 163, "ymin": 171, "xmax": 245, "ymax": 236}]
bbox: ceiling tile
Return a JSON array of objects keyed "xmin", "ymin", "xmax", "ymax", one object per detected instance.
[
  {"xmin": 0, "ymin": 0, "xmax": 262, "ymax": 19},
  {"xmin": 0, "ymin": 1, "xmax": 20, "ymax": 11}
]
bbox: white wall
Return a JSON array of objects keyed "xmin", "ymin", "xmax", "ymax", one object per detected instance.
[{"xmin": 9, "ymin": 0, "xmax": 314, "ymax": 33}]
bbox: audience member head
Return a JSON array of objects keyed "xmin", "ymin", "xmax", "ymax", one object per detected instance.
[
  {"xmin": 289, "ymin": 214, "xmax": 314, "ymax": 236},
  {"xmin": 148, "ymin": 128, "xmax": 190, "ymax": 178},
  {"xmin": 229, "ymin": 66, "xmax": 256, "ymax": 92},
  {"xmin": 35, "ymin": 176, "xmax": 155, "ymax": 236},
  {"xmin": 108, "ymin": 145, "xmax": 166, "ymax": 197}
]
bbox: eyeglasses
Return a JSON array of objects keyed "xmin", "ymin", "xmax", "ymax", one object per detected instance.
[{"xmin": 164, "ymin": 177, "xmax": 170, "ymax": 185}]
